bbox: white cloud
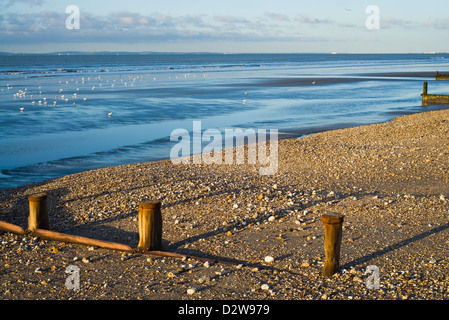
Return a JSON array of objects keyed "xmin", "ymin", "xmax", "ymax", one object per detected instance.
[
  {"xmin": 295, "ymin": 14, "xmax": 333, "ymax": 24},
  {"xmin": 0, "ymin": 10, "xmax": 296, "ymax": 46},
  {"xmin": 264, "ymin": 12, "xmax": 290, "ymax": 21},
  {"xmin": 2, "ymin": 0, "xmax": 45, "ymax": 5},
  {"xmin": 424, "ymin": 18, "xmax": 449, "ymax": 30},
  {"xmin": 380, "ymin": 16, "xmax": 413, "ymax": 29},
  {"xmin": 0, "ymin": 6, "xmax": 446, "ymax": 52},
  {"xmin": 213, "ymin": 15, "xmax": 250, "ymax": 24}
]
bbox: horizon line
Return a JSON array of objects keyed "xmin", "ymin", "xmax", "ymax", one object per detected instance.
[{"xmin": 1, "ymin": 51, "xmax": 447, "ymax": 56}]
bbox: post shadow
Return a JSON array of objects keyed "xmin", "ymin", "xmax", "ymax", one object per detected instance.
[{"xmin": 341, "ymin": 222, "xmax": 449, "ymax": 270}]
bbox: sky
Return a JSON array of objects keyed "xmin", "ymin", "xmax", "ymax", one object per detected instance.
[{"xmin": 0, "ymin": 0, "xmax": 448, "ymax": 53}]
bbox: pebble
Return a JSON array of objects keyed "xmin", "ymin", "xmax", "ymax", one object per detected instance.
[
  {"xmin": 198, "ymin": 275, "xmax": 211, "ymax": 284},
  {"xmin": 261, "ymin": 284, "xmax": 270, "ymax": 291},
  {"xmin": 187, "ymin": 288, "xmax": 197, "ymax": 295}
]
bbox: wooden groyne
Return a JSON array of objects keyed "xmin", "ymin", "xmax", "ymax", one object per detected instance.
[
  {"xmin": 435, "ymin": 71, "xmax": 449, "ymax": 80},
  {"xmin": 0, "ymin": 195, "xmax": 245, "ymax": 266},
  {"xmin": 421, "ymin": 82, "xmax": 449, "ymax": 106}
]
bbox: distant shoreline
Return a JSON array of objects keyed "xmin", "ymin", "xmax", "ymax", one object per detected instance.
[{"xmin": 2, "ymin": 51, "xmax": 449, "ymax": 56}]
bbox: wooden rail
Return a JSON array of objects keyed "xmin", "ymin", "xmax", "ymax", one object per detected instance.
[{"xmin": 0, "ymin": 194, "xmax": 246, "ymax": 266}]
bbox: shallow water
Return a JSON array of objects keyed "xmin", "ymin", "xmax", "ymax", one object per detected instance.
[{"xmin": 1, "ymin": 53, "xmax": 449, "ymax": 189}]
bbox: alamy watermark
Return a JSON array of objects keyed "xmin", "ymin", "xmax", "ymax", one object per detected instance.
[
  {"xmin": 365, "ymin": 265, "xmax": 380, "ymax": 289},
  {"xmin": 170, "ymin": 121, "xmax": 278, "ymax": 175},
  {"xmin": 65, "ymin": 5, "xmax": 379, "ymax": 31},
  {"xmin": 65, "ymin": 265, "xmax": 80, "ymax": 290},
  {"xmin": 66, "ymin": 5, "xmax": 80, "ymax": 30},
  {"xmin": 365, "ymin": 5, "xmax": 380, "ymax": 30}
]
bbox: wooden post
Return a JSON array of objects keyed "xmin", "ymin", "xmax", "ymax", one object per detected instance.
[
  {"xmin": 321, "ymin": 213, "xmax": 344, "ymax": 277},
  {"xmin": 423, "ymin": 82, "xmax": 428, "ymax": 95},
  {"xmin": 137, "ymin": 200, "xmax": 162, "ymax": 251},
  {"xmin": 28, "ymin": 193, "xmax": 49, "ymax": 231}
]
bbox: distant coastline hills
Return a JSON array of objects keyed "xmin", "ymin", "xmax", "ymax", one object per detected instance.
[{"xmin": 0, "ymin": 51, "xmax": 222, "ymax": 56}]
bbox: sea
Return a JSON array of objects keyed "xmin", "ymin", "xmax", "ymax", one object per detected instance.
[{"xmin": 1, "ymin": 52, "xmax": 449, "ymax": 190}]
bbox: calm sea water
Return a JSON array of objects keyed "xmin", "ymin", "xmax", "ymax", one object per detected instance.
[{"xmin": 1, "ymin": 53, "xmax": 449, "ymax": 189}]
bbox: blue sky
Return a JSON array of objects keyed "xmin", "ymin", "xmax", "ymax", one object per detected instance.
[{"xmin": 1, "ymin": 0, "xmax": 448, "ymax": 53}]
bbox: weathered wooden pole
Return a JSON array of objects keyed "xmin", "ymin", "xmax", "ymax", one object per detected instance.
[
  {"xmin": 137, "ymin": 200, "xmax": 162, "ymax": 251},
  {"xmin": 0, "ymin": 220, "xmax": 26, "ymax": 235},
  {"xmin": 423, "ymin": 82, "xmax": 428, "ymax": 95},
  {"xmin": 321, "ymin": 212, "xmax": 344, "ymax": 277},
  {"xmin": 32, "ymin": 228, "xmax": 134, "ymax": 252},
  {"xmin": 28, "ymin": 193, "xmax": 49, "ymax": 231}
]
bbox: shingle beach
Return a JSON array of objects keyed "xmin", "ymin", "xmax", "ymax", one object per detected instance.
[{"xmin": 1, "ymin": 109, "xmax": 449, "ymax": 300}]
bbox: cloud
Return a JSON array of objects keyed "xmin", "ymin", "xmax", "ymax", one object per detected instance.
[
  {"xmin": 176, "ymin": 15, "xmax": 206, "ymax": 28},
  {"xmin": 264, "ymin": 12, "xmax": 290, "ymax": 22},
  {"xmin": 0, "ymin": 9, "xmax": 300, "ymax": 46},
  {"xmin": 380, "ymin": 16, "xmax": 413, "ymax": 29},
  {"xmin": 425, "ymin": 18, "xmax": 449, "ymax": 29},
  {"xmin": 293, "ymin": 13, "xmax": 361, "ymax": 29},
  {"xmin": 7, "ymin": 8, "xmax": 437, "ymax": 50},
  {"xmin": 0, "ymin": 0, "xmax": 45, "ymax": 6},
  {"xmin": 295, "ymin": 14, "xmax": 333, "ymax": 24},
  {"xmin": 213, "ymin": 15, "xmax": 250, "ymax": 24},
  {"xmin": 377, "ymin": 16, "xmax": 448, "ymax": 30}
]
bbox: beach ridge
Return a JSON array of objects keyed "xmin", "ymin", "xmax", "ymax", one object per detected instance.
[{"xmin": 1, "ymin": 109, "xmax": 448, "ymax": 300}]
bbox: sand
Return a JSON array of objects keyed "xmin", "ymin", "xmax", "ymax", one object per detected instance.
[{"xmin": 1, "ymin": 109, "xmax": 449, "ymax": 301}]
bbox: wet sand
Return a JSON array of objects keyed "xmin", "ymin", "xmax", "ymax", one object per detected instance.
[
  {"xmin": 230, "ymin": 71, "xmax": 436, "ymax": 89},
  {"xmin": 358, "ymin": 71, "xmax": 436, "ymax": 78}
]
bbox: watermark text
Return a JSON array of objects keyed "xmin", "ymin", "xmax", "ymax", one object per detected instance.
[
  {"xmin": 170, "ymin": 121, "xmax": 278, "ymax": 175},
  {"xmin": 66, "ymin": 5, "xmax": 80, "ymax": 30},
  {"xmin": 365, "ymin": 5, "xmax": 380, "ymax": 30}
]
